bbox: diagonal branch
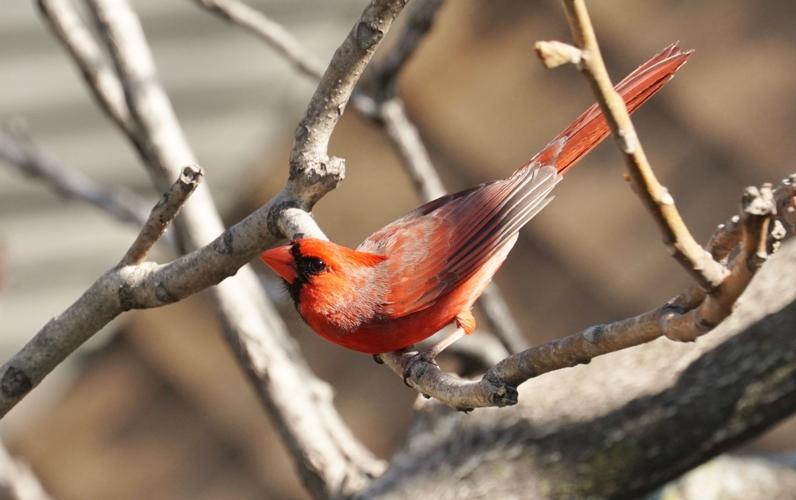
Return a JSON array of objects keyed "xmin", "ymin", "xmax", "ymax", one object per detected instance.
[
  {"xmin": 38, "ymin": 0, "xmax": 134, "ymax": 134},
  {"xmin": 0, "ymin": 128, "xmax": 148, "ymax": 226},
  {"xmin": 547, "ymin": 0, "xmax": 728, "ymax": 291},
  {"xmin": 119, "ymin": 165, "xmax": 202, "ymax": 266},
  {"xmin": 12, "ymin": 0, "xmax": 412, "ymax": 497},
  {"xmin": 193, "ymin": 0, "xmax": 326, "ymax": 80}
]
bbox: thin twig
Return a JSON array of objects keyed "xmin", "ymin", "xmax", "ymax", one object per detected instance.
[
  {"xmin": 38, "ymin": 0, "xmax": 134, "ymax": 134},
  {"xmin": 193, "ymin": 0, "xmax": 326, "ymax": 80},
  {"xmin": 366, "ymin": 0, "xmax": 444, "ymax": 99},
  {"xmin": 119, "ymin": 165, "xmax": 202, "ymax": 266},
  {"xmin": 551, "ymin": 0, "xmax": 728, "ymax": 291},
  {"xmin": 0, "ymin": 128, "xmax": 148, "ymax": 226}
]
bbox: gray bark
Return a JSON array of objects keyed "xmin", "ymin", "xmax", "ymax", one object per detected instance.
[{"xmin": 363, "ymin": 238, "xmax": 796, "ymax": 499}]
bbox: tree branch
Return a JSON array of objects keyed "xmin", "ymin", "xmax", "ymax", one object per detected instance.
[
  {"xmin": 364, "ymin": 236, "xmax": 796, "ymax": 498},
  {"xmin": 192, "ymin": 0, "xmax": 326, "ymax": 80},
  {"xmin": 546, "ymin": 0, "xmax": 729, "ymax": 291},
  {"xmin": 14, "ymin": 0, "xmax": 413, "ymax": 497},
  {"xmin": 0, "ymin": 128, "xmax": 148, "ymax": 226},
  {"xmin": 288, "ymin": 0, "xmax": 409, "ymax": 209},
  {"xmin": 562, "ymin": 0, "xmax": 728, "ymax": 290},
  {"xmin": 38, "ymin": 0, "xmax": 134, "ymax": 134},
  {"xmin": 119, "ymin": 165, "xmax": 202, "ymax": 266}
]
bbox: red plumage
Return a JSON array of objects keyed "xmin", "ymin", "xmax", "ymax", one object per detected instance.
[{"xmin": 261, "ymin": 44, "xmax": 691, "ymax": 355}]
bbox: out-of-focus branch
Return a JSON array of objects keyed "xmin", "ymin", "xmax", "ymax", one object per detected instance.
[
  {"xmin": 191, "ymin": 0, "xmax": 528, "ymax": 353},
  {"xmin": 38, "ymin": 0, "xmax": 134, "ymax": 134},
  {"xmin": 366, "ymin": 0, "xmax": 444, "ymax": 99},
  {"xmin": 87, "ymin": 0, "xmax": 191, "ymax": 188},
  {"xmin": 0, "ymin": 128, "xmax": 148, "ymax": 226},
  {"xmin": 193, "ymin": 0, "xmax": 326, "ymax": 80},
  {"xmin": 119, "ymin": 165, "xmax": 202, "ymax": 266},
  {"xmin": 540, "ymin": 0, "xmax": 728, "ymax": 292},
  {"xmin": 0, "ymin": 443, "xmax": 52, "ymax": 500}
]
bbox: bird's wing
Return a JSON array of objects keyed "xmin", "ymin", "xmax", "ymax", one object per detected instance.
[{"xmin": 359, "ymin": 165, "xmax": 560, "ymax": 318}]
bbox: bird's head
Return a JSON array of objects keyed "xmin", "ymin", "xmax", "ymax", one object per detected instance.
[{"xmin": 260, "ymin": 238, "xmax": 386, "ymax": 304}]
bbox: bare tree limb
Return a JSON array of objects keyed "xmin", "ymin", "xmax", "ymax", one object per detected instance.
[
  {"xmin": 365, "ymin": 237, "xmax": 796, "ymax": 498},
  {"xmin": 288, "ymin": 0, "xmax": 409, "ymax": 210},
  {"xmin": 38, "ymin": 0, "xmax": 134, "ymax": 134},
  {"xmin": 119, "ymin": 165, "xmax": 202, "ymax": 266},
  {"xmin": 12, "ymin": 0, "xmax": 413, "ymax": 497},
  {"xmin": 87, "ymin": 0, "xmax": 192, "ymax": 187},
  {"xmin": 191, "ymin": 0, "xmax": 528, "ymax": 353},
  {"xmin": 544, "ymin": 0, "xmax": 729, "ymax": 291},
  {"xmin": 365, "ymin": 0, "xmax": 444, "ymax": 100},
  {"xmin": 0, "ymin": 128, "xmax": 148, "ymax": 226}
]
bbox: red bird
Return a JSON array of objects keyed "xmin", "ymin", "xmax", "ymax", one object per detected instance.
[{"xmin": 262, "ymin": 44, "xmax": 690, "ymax": 361}]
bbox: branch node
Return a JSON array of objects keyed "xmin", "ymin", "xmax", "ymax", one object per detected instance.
[
  {"xmin": 534, "ymin": 40, "xmax": 583, "ymax": 68},
  {"xmin": 0, "ymin": 367, "xmax": 32, "ymax": 399},
  {"xmin": 483, "ymin": 372, "xmax": 519, "ymax": 407}
]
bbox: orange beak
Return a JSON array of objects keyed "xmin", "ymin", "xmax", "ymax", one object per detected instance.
[{"xmin": 260, "ymin": 245, "xmax": 297, "ymax": 283}]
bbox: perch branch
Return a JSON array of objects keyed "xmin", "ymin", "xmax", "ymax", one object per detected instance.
[
  {"xmin": 546, "ymin": 0, "xmax": 729, "ymax": 291},
  {"xmin": 0, "ymin": 128, "xmax": 148, "ymax": 226},
  {"xmin": 119, "ymin": 165, "xmax": 202, "ymax": 266},
  {"xmin": 375, "ymin": 179, "xmax": 783, "ymax": 409}
]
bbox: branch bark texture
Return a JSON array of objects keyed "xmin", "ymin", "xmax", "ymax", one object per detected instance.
[{"xmin": 364, "ymin": 237, "xmax": 796, "ymax": 498}]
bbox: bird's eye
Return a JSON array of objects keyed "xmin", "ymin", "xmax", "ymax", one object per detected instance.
[{"xmin": 301, "ymin": 257, "xmax": 326, "ymax": 277}]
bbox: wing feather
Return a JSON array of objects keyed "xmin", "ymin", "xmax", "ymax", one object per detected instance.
[{"xmin": 359, "ymin": 165, "xmax": 561, "ymax": 318}]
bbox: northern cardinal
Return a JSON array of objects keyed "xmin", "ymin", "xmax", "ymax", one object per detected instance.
[{"xmin": 262, "ymin": 44, "xmax": 690, "ymax": 360}]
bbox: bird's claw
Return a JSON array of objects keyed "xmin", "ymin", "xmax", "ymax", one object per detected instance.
[
  {"xmin": 402, "ymin": 351, "xmax": 439, "ymax": 387},
  {"xmin": 372, "ymin": 354, "xmax": 384, "ymax": 364}
]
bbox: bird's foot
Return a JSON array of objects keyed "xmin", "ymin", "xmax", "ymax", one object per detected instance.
[
  {"xmin": 372, "ymin": 354, "xmax": 384, "ymax": 364},
  {"xmin": 402, "ymin": 350, "xmax": 438, "ymax": 387}
]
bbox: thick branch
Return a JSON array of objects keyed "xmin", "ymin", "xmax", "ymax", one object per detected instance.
[
  {"xmin": 365, "ymin": 237, "xmax": 796, "ymax": 498},
  {"xmin": 384, "ymin": 180, "xmax": 785, "ymax": 409},
  {"xmin": 20, "ymin": 1, "xmax": 412, "ymax": 497},
  {"xmin": 288, "ymin": 0, "xmax": 409, "ymax": 209}
]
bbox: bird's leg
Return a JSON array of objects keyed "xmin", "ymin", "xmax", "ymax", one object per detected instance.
[
  {"xmin": 427, "ymin": 327, "xmax": 467, "ymax": 359},
  {"xmin": 402, "ymin": 310, "xmax": 475, "ymax": 386}
]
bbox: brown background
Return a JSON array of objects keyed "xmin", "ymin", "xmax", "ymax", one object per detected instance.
[{"xmin": 2, "ymin": 1, "xmax": 795, "ymax": 498}]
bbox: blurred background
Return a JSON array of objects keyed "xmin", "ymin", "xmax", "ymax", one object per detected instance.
[{"xmin": 1, "ymin": 0, "xmax": 795, "ymax": 498}]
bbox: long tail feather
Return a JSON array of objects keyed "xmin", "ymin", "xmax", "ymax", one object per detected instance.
[{"xmin": 529, "ymin": 43, "xmax": 692, "ymax": 174}]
